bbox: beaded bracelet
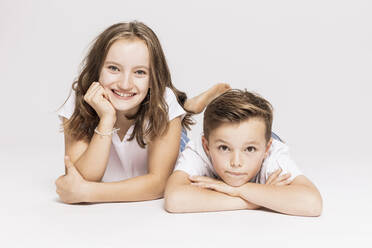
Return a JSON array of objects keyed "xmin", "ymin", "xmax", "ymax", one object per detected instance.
[{"xmin": 94, "ymin": 127, "xmax": 120, "ymax": 136}]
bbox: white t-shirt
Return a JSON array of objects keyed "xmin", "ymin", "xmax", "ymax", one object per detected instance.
[
  {"xmin": 174, "ymin": 136, "xmax": 302, "ymax": 184},
  {"xmin": 58, "ymin": 87, "xmax": 186, "ymax": 182}
]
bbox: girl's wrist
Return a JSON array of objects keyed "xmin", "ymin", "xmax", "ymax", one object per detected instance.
[
  {"xmin": 99, "ymin": 116, "xmax": 116, "ymax": 128},
  {"xmin": 82, "ymin": 181, "xmax": 95, "ymax": 203}
]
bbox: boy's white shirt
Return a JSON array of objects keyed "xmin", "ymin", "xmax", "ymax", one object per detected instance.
[
  {"xmin": 58, "ymin": 87, "xmax": 186, "ymax": 182},
  {"xmin": 174, "ymin": 136, "xmax": 303, "ymax": 183}
]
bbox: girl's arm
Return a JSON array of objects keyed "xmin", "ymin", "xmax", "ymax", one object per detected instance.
[
  {"xmin": 63, "ymin": 82, "xmax": 117, "ymax": 182},
  {"xmin": 164, "ymin": 171, "xmax": 259, "ymax": 213},
  {"xmin": 56, "ymin": 117, "xmax": 183, "ymax": 203},
  {"xmin": 63, "ymin": 116, "xmax": 115, "ymax": 182}
]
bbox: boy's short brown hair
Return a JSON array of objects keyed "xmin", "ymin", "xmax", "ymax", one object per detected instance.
[{"xmin": 203, "ymin": 89, "xmax": 273, "ymax": 142}]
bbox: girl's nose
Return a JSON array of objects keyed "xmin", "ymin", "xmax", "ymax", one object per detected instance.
[{"xmin": 118, "ymin": 73, "xmax": 133, "ymax": 90}]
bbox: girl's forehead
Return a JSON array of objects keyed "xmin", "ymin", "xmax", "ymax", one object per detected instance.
[{"xmin": 106, "ymin": 38, "xmax": 150, "ymax": 66}]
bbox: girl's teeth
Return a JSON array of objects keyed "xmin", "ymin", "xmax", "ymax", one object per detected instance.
[{"xmin": 114, "ymin": 90, "xmax": 134, "ymax": 97}]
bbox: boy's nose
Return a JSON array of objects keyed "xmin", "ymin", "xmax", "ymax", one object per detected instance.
[{"xmin": 230, "ymin": 152, "xmax": 242, "ymax": 168}]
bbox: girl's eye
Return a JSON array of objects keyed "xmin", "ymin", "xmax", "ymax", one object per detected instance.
[
  {"xmin": 135, "ymin": 70, "xmax": 146, "ymax": 75},
  {"xmin": 218, "ymin": 145, "xmax": 229, "ymax": 152},
  {"xmin": 245, "ymin": 146, "xmax": 256, "ymax": 152},
  {"xmin": 108, "ymin": 65, "xmax": 119, "ymax": 72}
]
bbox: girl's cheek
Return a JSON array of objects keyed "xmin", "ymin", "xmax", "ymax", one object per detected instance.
[{"xmin": 100, "ymin": 72, "xmax": 119, "ymax": 86}]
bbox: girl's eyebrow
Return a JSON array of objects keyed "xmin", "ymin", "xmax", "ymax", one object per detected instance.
[
  {"xmin": 133, "ymin": 65, "xmax": 149, "ymax": 70},
  {"xmin": 104, "ymin": 61, "xmax": 149, "ymax": 70},
  {"xmin": 104, "ymin": 61, "xmax": 122, "ymax": 67}
]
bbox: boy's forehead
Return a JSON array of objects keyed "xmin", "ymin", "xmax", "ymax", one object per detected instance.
[{"xmin": 209, "ymin": 118, "xmax": 267, "ymax": 144}]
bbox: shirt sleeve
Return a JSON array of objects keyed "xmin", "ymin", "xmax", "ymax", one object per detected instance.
[
  {"xmin": 57, "ymin": 92, "xmax": 76, "ymax": 122},
  {"xmin": 164, "ymin": 87, "xmax": 186, "ymax": 121},
  {"xmin": 174, "ymin": 142, "xmax": 210, "ymax": 177},
  {"xmin": 259, "ymin": 140, "xmax": 303, "ymax": 184}
]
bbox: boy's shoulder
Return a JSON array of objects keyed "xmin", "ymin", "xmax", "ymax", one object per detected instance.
[
  {"xmin": 174, "ymin": 135, "xmax": 217, "ymax": 178},
  {"xmin": 257, "ymin": 139, "xmax": 302, "ymax": 183}
]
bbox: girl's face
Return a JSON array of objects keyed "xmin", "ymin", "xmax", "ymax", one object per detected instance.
[{"xmin": 99, "ymin": 38, "xmax": 150, "ymax": 116}]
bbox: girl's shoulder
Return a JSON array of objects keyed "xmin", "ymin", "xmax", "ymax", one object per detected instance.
[
  {"xmin": 58, "ymin": 92, "xmax": 76, "ymax": 121},
  {"xmin": 163, "ymin": 87, "xmax": 186, "ymax": 121}
]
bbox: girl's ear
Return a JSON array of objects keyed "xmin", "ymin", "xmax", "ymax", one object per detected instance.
[
  {"xmin": 264, "ymin": 138, "xmax": 273, "ymax": 159},
  {"xmin": 201, "ymin": 135, "xmax": 211, "ymax": 157}
]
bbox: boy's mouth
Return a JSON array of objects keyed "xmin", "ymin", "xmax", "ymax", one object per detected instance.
[{"xmin": 225, "ymin": 171, "xmax": 247, "ymax": 176}]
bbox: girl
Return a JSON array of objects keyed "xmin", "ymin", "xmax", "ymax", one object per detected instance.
[{"xmin": 55, "ymin": 21, "xmax": 229, "ymax": 204}]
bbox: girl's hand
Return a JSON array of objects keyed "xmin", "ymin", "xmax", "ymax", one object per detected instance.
[
  {"xmin": 189, "ymin": 176, "xmax": 239, "ymax": 197},
  {"xmin": 55, "ymin": 156, "xmax": 91, "ymax": 204},
  {"xmin": 266, "ymin": 168, "xmax": 292, "ymax": 186},
  {"xmin": 83, "ymin": 82, "xmax": 116, "ymax": 123}
]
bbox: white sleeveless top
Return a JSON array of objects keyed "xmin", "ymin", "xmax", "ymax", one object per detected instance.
[{"xmin": 58, "ymin": 87, "xmax": 186, "ymax": 182}]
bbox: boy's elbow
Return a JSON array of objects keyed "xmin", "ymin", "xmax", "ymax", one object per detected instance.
[
  {"xmin": 164, "ymin": 188, "xmax": 186, "ymax": 213},
  {"xmin": 304, "ymin": 192, "xmax": 323, "ymax": 217}
]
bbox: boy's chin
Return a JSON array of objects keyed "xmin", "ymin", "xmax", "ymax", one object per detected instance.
[{"xmin": 224, "ymin": 179, "xmax": 248, "ymax": 187}]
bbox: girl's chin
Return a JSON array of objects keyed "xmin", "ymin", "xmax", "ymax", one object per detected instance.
[{"xmin": 112, "ymin": 104, "xmax": 141, "ymax": 116}]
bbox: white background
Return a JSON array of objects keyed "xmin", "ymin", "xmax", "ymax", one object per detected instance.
[{"xmin": 0, "ymin": 0, "xmax": 371, "ymax": 247}]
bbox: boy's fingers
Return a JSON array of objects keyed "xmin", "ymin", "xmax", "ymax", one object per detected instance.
[
  {"xmin": 266, "ymin": 168, "xmax": 282, "ymax": 184},
  {"xmin": 189, "ymin": 176, "xmax": 215, "ymax": 183},
  {"xmin": 278, "ymin": 173, "xmax": 291, "ymax": 181},
  {"xmin": 276, "ymin": 178, "xmax": 292, "ymax": 186}
]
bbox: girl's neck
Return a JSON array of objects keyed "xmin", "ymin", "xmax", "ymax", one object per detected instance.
[{"xmin": 115, "ymin": 113, "xmax": 135, "ymax": 141}]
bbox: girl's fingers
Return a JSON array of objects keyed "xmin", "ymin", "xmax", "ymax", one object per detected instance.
[
  {"xmin": 84, "ymin": 82, "xmax": 100, "ymax": 102},
  {"xmin": 90, "ymin": 83, "xmax": 104, "ymax": 101}
]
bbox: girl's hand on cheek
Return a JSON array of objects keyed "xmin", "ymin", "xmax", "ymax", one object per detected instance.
[
  {"xmin": 189, "ymin": 176, "xmax": 239, "ymax": 197},
  {"xmin": 55, "ymin": 156, "xmax": 91, "ymax": 204},
  {"xmin": 84, "ymin": 82, "xmax": 116, "ymax": 124}
]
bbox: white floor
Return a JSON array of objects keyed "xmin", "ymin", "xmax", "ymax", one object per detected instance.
[{"xmin": 1, "ymin": 144, "xmax": 371, "ymax": 248}]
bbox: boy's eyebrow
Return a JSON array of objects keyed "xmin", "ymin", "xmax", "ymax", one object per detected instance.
[
  {"xmin": 215, "ymin": 139, "xmax": 261, "ymax": 146},
  {"xmin": 214, "ymin": 139, "xmax": 230, "ymax": 144},
  {"xmin": 243, "ymin": 140, "xmax": 261, "ymax": 145}
]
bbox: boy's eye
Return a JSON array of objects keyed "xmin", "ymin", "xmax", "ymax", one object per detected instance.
[
  {"xmin": 108, "ymin": 65, "xmax": 119, "ymax": 72},
  {"xmin": 218, "ymin": 145, "xmax": 229, "ymax": 152},
  {"xmin": 245, "ymin": 146, "xmax": 256, "ymax": 152},
  {"xmin": 135, "ymin": 70, "xmax": 146, "ymax": 75}
]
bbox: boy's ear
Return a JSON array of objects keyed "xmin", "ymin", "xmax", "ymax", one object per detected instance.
[
  {"xmin": 264, "ymin": 138, "xmax": 272, "ymax": 159},
  {"xmin": 201, "ymin": 135, "xmax": 211, "ymax": 157}
]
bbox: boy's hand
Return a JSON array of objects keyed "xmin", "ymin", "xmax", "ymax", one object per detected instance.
[
  {"xmin": 84, "ymin": 82, "xmax": 116, "ymax": 124},
  {"xmin": 55, "ymin": 156, "xmax": 91, "ymax": 204},
  {"xmin": 266, "ymin": 168, "xmax": 291, "ymax": 186},
  {"xmin": 189, "ymin": 176, "xmax": 239, "ymax": 197}
]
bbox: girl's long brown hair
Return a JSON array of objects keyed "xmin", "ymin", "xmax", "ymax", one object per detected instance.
[{"xmin": 63, "ymin": 21, "xmax": 194, "ymax": 147}]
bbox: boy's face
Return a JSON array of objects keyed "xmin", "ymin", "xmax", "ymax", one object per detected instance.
[{"xmin": 202, "ymin": 118, "xmax": 272, "ymax": 187}]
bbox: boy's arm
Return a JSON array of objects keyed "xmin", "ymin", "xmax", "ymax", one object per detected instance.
[
  {"xmin": 194, "ymin": 175, "xmax": 322, "ymax": 216},
  {"xmin": 237, "ymin": 175, "xmax": 322, "ymax": 216},
  {"xmin": 164, "ymin": 171, "xmax": 259, "ymax": 213}
]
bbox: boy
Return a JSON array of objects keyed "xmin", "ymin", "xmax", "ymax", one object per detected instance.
[{"xmin": 164, "ymin": 89, "xmax": 322, "ymax": 216}]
